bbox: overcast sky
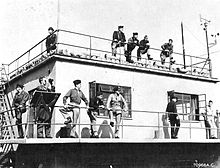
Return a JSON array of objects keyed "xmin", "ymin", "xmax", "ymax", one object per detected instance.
[{"xmin": 1, "ymin": 0, "xmax": 220, "ymax": 103}]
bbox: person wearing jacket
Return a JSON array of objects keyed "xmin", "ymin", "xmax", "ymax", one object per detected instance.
[
  {"xmin": 166, "ymin": 96, "xmax": 180, "ymax": 139},
  {"xmin": 106, "ymin": 86, "xmax": 127, "ymax": 138},
  {"xmin": 12, "ymin": 84, "xmax": 29, "ymax": 138},
  {"xmin": 125, "ymin": 32, "xmax": 139, "ymax": 63}
]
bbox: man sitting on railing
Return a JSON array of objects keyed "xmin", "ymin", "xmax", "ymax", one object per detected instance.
[
  {"xmin": 160, "ymin": 39, "xmax": 175, "ymax": 66},
  {"xmin": 107, "ymin": 86, "xmax": 128, "ymax": 138},
  {"xmin": 166, "ymin": 96, "xmax": 180, "ymax": 139},
  {"xmin": 111, "ymin": 26, "xmax": 126, "ymax": 58},
  {"xmin": 46, "ymin": 27, "xmax": 57, "ymax": 56},
  {"xmin": 87, "ymin": 91, "xmax": 105, "ymax": 138},
  {"xmin": 12, "ymin": 84, "xmax": 29, "ymax": 138},
  {"xmin": 137, "ymin": 35, "xmax": 153, "ymax": 62},
  {"xmin": 125, "ymin": 32, "xmax": 139, "ymax": 63},
  {"xmin": 61, "ymin": 79, "xmax": 89, "ymax": 138}
]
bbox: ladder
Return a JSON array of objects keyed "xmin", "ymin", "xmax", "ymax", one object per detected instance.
[{"xmin": 0, "ymin": 65, "xmax": 16, "ymax": 167}]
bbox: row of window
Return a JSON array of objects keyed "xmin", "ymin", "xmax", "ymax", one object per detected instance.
[{"xmin": 90, "ymin": 82, "xmax": 206, "ymax": 121}]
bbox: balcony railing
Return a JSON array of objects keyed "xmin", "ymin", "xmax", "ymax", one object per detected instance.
[
  {"xmin": 0, "ymin": 105, "xmax": 219, "ymax": 141},
  {"xmin": 4, "ymin": 29, "xmax": 212, "ymax": 80}
]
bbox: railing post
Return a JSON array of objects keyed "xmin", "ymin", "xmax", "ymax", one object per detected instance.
[
  {"xmin": 209, "ymin": 58, "xmax": 212, "ymax": 78},
  {"xmin": 189, "ymin": 114, "xmax": 192, "ymax": 139},
  {"xmin": 158, "ymin": 111, "xmax": 160, "ymax": 138},
  {"xmin": 216, "ymin": 110, "xmax": 219, "ymax": 139},
  {"xmin": 89, "ymin": 36, "xmax": 92, "ymax": 58},
  {"xmin": 190, "ymin": 56, "xmax": 193, "ymax": 75},
  {"xmin": 78, "ymin": 107, "xmax": 81, "ymax": 139},
  {"xmin": 28, "ymin": 51, "xmax": 30, "ymax": 62},
  {"xmin": 41, "ymin": 42, "xmax": 43, "ymax": 54},
  {"xmin": 121, "ymin": 112, "xmax": 124, "ymax": 139}
]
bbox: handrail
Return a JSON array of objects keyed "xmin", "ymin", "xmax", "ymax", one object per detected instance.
[{"xmin": 8, "ymin": 30, "xmax": 58, "ymax": 66}]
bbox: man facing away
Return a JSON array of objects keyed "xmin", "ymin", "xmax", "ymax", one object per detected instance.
[
  {"xmin": 166, "ymin": 96, "xmax": 180, "ymax": 139},
  {"xmin": 46, "ymin": 27, "xmax": 57, "ymax": 56},
  {"xmin": 137, "ymin": 35, "xmax": 153, "ymax": 62},
  {"xmin": 111, "ymin": 26, "xmax": 126, "ymax": 58},
  {"xmin": 160, "ymin": 39, "xmax": 175, "ymax": 66},
  {"xmin": 87, "ymin": 91, "xmax": 105, "ymax": 138},
  {"xmin": 12, "ymin": 84, "xmax": 29, "ymax": 138},
  {"xmin": 107, "ymin": 86, "xmax": 127, "ymax": 138},
  {"xmin": 125, "ymin": 32, "xmax": 139, "ymax": 63},
  {"xmin": 62, "ymin": 79, "xmax": 88, "ymax": 138}
]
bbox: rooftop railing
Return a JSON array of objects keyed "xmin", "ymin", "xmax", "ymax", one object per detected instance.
[
  {"xmin": 4, "ymin": 29, "xmax": 212, "ymax": 80},
  {"xmin": 0, "ymin": 105, "xmax": 219, "ymax": 141}
]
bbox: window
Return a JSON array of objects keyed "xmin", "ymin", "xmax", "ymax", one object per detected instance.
[
  {"xmin": 167, "ymin": 91, "xmax": 206, "ymax": 121},
  {"xmin": 89, "ymin": 82, "xmax": 132, "ymax": 118}
]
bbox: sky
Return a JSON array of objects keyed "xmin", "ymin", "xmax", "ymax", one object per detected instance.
[{"xmin": 0, "ymin": 0, "xmax": 220, "ymax": 103}]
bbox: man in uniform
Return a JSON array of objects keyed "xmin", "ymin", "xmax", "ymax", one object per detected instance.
[
  {"xmin": 35, "ymin": 76, "xmax": 53, "ymax": 138},
  {"xmin": 12, "ymin": 84, "xmax": 29, "ymax": 138},
  {"xmin": 112, "ymin": 26, "xmax": 126, "ymax": 58},
  {"xmin": 107, "ymin": 86, "xmax": 127, "ymax": 138},
  {"xmin": 46, "ymin": 27, "xmax": 57, "ymax": 55},
  {"xmin": 137, "ymin": 35, "xmax": 153, "ymax": 61},
  {"xmin": 62, "ymin": 79, "xmax": 89, "ymax": 138},
  {"xmin": 166, "ymin": 96, "xmax": 180, "ymax": 139},
  {"xmin": 160, "ymin": 39, "xmax": 175, "ymax": 66},
  {"xmin": 87, "ymin": 92, "xmax": 105, "ymax": 138},
  {"xmin": 125, "ymin": 32, "xmax": 139, "ymax": 63}
]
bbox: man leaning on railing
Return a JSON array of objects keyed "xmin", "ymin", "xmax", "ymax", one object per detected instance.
[{"xmin": 46, "ymin": 27, "xmax": 57, "ymax": 56}]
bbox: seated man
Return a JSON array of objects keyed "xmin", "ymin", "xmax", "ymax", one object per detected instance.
[
  {"xmin": 87, "ymin": 92, "xmax": 105, "ymax": 138},
  {"xmin": 46, "ymin": 27, "xmax": 57, "ymax": 55},
  {"xmin": 125, "ymin": 32, "xmax": 139, "ymax": 63},
  {"xmin": 107, "ymin": 86, "xmax": 128, "ymax": 138},
  {"xmin": 137, "ymin": 35, "xmax": 153, "ymax": 61},
  {"xmin": 160, "ymin": 39, "xmax": 175, "ymax": 65}
]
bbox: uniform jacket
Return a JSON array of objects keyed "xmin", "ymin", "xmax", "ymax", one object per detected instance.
[
  {"xmin": 107, "ymin": 93, "xmax": 127, "ymax": 111},
  {"xmin": 112, "ymin": 31, "xmax": 126, "ymax": 45},
  {"xmin": 63, "ymin": 88, "xmax": 88, "ymax": 106},
  {"xmin": 12, "ymin": 90, "xmax": 29, "ymax": 107},
  {"xmin": 166, "ymin": 100, "xmax": 177, "ymax": 120},
  {"xmin": 89, "ymin": 97, "xmax": 104, "ymax": 111},
  {"xmin": 127, "ymin": 37, "xmax": 139, "ymax": 51},
  {"xmin": 46, "ymin": 34, "xmax": 57, "ymax": 48},
  {"xmin": 161, "ymin": 43, "xmax": 173, "ymax": 54},
  {"xmin": 139, "ymin": 39, "xmax": 150, "ymax": 50}
]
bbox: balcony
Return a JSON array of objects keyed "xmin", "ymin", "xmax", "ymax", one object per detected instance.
[
  {"xmin": 3, "ymin": 29, "xmax": 216, "ymax": 82},
  {"xmin": 0, "ymin": 105, "xmax": 219, "ymax": 146}
]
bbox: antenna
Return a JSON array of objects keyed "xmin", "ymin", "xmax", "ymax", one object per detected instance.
[{"xmin": 199, "ymin": 15, "xmax": 212, "ymax": 77}]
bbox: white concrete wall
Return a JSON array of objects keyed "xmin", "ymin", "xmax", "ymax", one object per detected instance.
[{"xmin": 54, "ymin": 60, "xmax": 217, "ymax": 139}]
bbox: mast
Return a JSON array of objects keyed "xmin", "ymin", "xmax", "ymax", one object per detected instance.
[{"xmin": 181, "ymin": 22, "xmax": 186, "ymax": 69}]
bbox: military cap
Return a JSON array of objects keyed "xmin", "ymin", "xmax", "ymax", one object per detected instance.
[
  {"xmin": 73, "ymin": 79, "xmax": 81, "ymax": 86},
  {"xmin": 133, "ymin": 32, "xmax": 138, "ymax": 36},
  {"xmin": 48, "ymin": 27, "xmax": 54, "ymax": 31},
  {"xmin": 118, "ymin": 25, "xmax": 124, "ymax": 29}
]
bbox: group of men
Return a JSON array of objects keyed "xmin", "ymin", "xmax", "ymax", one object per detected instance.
[
  {"xmin": 60, "ymin": 80, "xmax": 127, "ymax": 138},
  {"xmin": 111, "ymin": 25, "xmax": 174, "ymax": 65},
  {"xmin": 45, "ymin": 26, "xmax": 174, "ymax": 66},
  {"xmin": 12, "ymin": 76, "xmax": 55, "ymax": 138}
]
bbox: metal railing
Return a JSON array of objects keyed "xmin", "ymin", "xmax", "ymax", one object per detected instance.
[
  {"xmin": 0, "ymin": 105, "xmax": 219, "ymax": 141},
  {"xmin": 5, "ymin": 29, "xmax": 212, "ymax": 80}
]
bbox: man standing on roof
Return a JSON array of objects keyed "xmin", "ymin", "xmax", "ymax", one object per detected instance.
[
  {"xmin": 137, "ymin": 35, "xmax": 153, "ymax": 61},
  {"xmin": 46, "ymin": 27, "xmax": 57, "ymax": 56},
  {"xmin": 107, "ymin": 86, "xmax": 127, "ymax": 138},
  {"xmin": 166, "ymin": 96, "xmax": 180, "ymax": 139},
  {"xmin": 111, "ymin": 26, "xmax": 126, "ymax": 58},
  {"xmin": 12, "ymin": 84, "xmax": 29, "ymax": 138},
  {"xmin": 160, "ymin": 39, "xmax": 175, "ymax": 66},
  {"xmin": 125, "ymin": 32, "xmax": 139, "ymax": 63},
  {"xmin": 62, "ymin": 79, "xmax": 89, "ymax": 138}
]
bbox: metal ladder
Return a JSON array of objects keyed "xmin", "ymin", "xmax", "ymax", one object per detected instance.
[{"xmin": 0, "ymin": 65, "xmax": 16, "ymax": 168}]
